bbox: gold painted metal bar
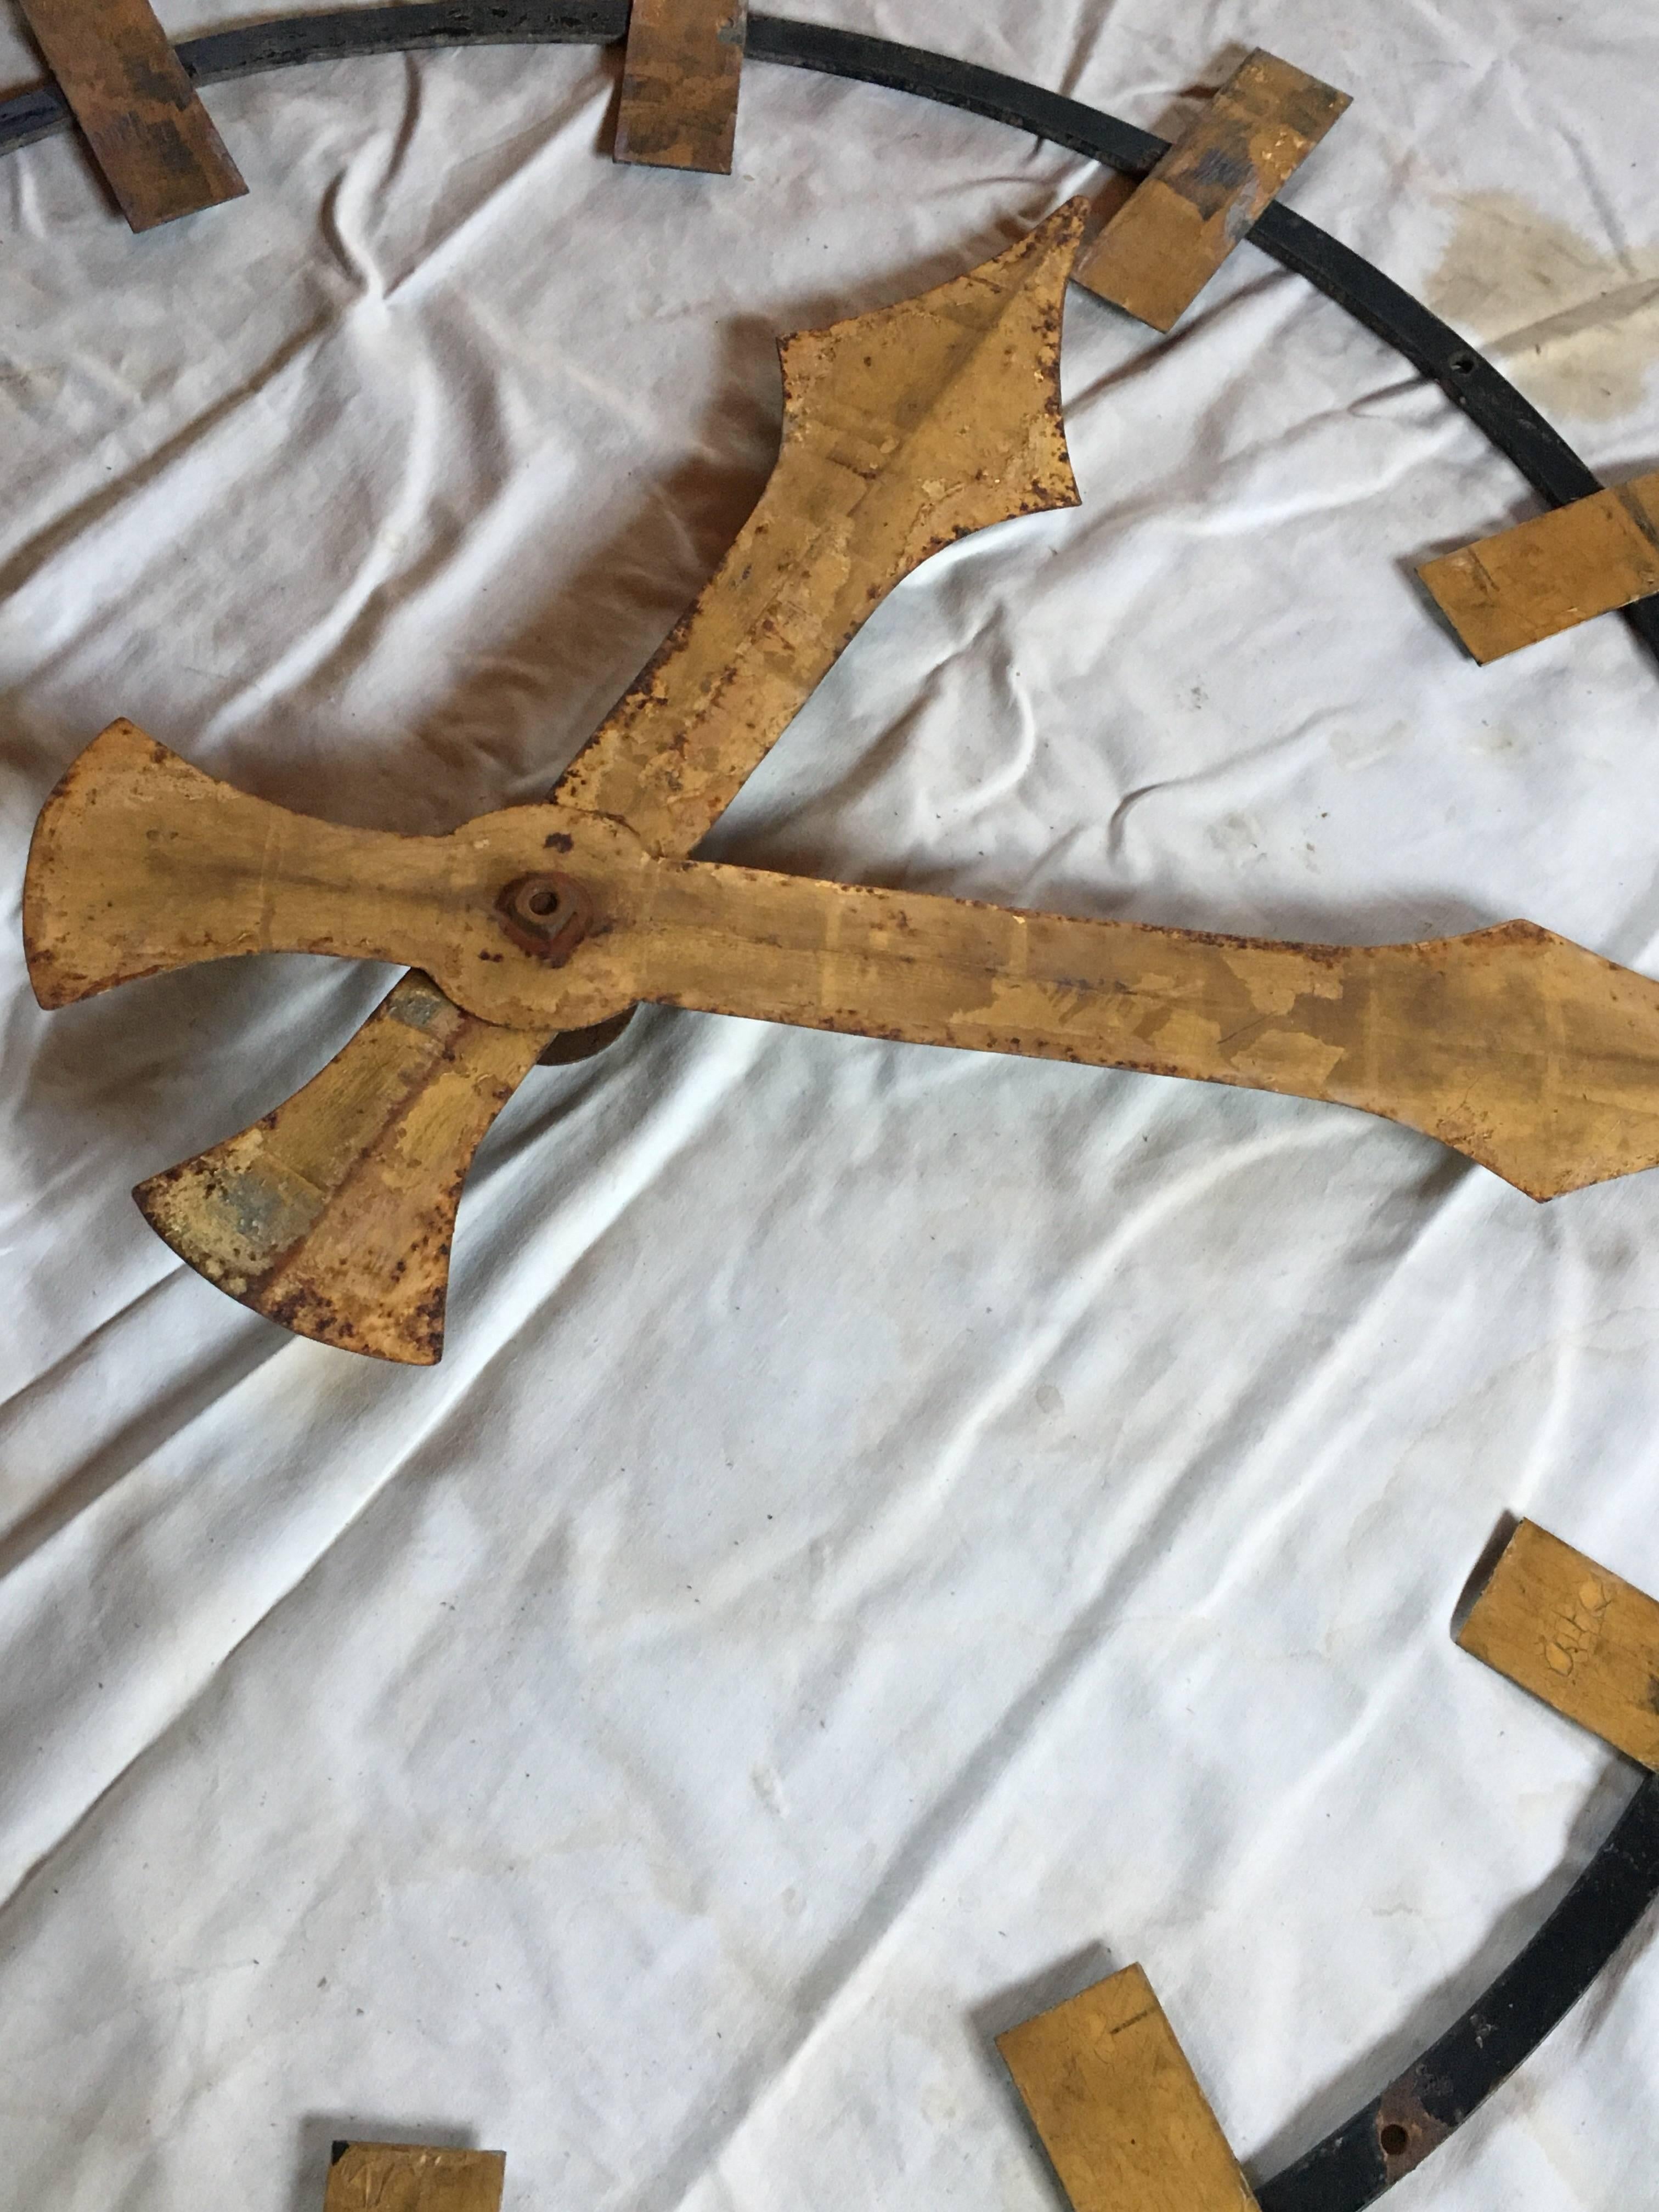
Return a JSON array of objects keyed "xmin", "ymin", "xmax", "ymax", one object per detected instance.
[
  {"xmin": 1458, "ymin": 1521, "xmax": 1659, "ymax": 1768},
  {"xmin": 997, "ymin": 1965, "xmax": 1257, "ymax": 2212},
  {"xmin": 31, "ymin": 721, "xmax": 1659, "ymax": 1210},
  {"xmin": 613, "ymin": 0, "xmax": 746, "ymax": 175},
  {"xmin": 1418, "ymin": 473, "xmax": 1659, "ymax": 663},
  {"xmin": 1073, "ymin": 49, "xmax": 1350, "ymax": 331},
  {"xmin": 323, "ymin": 2142, "xmax": 505, "ymax": 2211},
  {"xmin": 14, "ymin": 0, "xmax": 246, "ymax": 230}
]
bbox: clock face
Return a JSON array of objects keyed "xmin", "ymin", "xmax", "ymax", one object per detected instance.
[{"xmin": 2, "ymin": 3, "xmax": 1658, "ymax": 2208}]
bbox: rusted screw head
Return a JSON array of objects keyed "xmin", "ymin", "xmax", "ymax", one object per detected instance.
[{"xmin": 495, "ymin": 872, "xmax": 591, "ymax": 965}]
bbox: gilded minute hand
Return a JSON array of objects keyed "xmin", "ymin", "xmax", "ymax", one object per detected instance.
[
  {"xmin": 30, "ymin": 725, "xmax": 1659, "ymax": 1209},
  {"xmin": 97, "ymin": 202, "xmax": 1086, "ymax": 1363}
]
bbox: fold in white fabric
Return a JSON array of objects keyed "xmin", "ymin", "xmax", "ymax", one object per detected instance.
[{"xmin": 2, "ymin": 3, "xmax": 1658, "ymax": 2205}]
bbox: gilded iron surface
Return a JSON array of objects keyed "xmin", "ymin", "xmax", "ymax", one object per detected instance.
[
  {"xmin": 613, "ymin": 0, "xmax": 746, "ymax": 174},
  {"xmin": 1073, "ymin": 49, "xmax": 1348, "ymax": 330},
  {"xmin": 998, "ymin": 1966, "xmax": 1258, "ymax": 2212},
  {"xmin": 323, "ymin": 2143, "xmax": 505, "ymax": 2211},
  {"xmin": 57, "ymin": 204, "xmax": 1086, "ymax": 1360},
  {"xmin": 32, "ymin": 722, "xmax": 1659, "ymax": 1220},
  {"xmin": 1420, "ymin": 470, "xmax": 1659, "ymax": 661},
  {"xmin": 1459, "ymin": 1521, "xmax": 1659, "ymax": 1769}
]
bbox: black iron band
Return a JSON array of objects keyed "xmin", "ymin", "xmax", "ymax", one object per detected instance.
[
  {"xmin": 1258, "ymin": 1769, "xmax": 1659, "ymax": 2207},
  {"xmin": 4, "ymin": 10, "xmax": 1658, "ymax": 2199}
]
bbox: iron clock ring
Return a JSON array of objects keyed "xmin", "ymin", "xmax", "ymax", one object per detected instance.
[{"xmin": 6, "ymin": 11, "xmax": 1657, "ymax": 2207}]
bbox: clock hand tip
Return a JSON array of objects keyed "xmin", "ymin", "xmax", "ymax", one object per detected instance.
[
  {"xmin": 130, "ymin": 974, "xmax": 554, "ymax": 1364},
  {"xmin": 24, "ymin": 719, "xmax": 173, "ymax": 1008},
  {"xmin": 135, "ymin": 1139, "xmax": 450, "ymax": 1364}
]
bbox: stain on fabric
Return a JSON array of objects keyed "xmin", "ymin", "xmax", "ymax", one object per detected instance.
[
  {"xmin": 0, "ymin": 359, "xmax": 66, "ymax": 422},
  {"xmin": 1426, "ymin": 191, "xmax": 1659, "ymax": 422}
]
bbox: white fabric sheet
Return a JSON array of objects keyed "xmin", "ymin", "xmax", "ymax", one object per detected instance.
[{"xmin": 3, "ymin": 1, "xmax": 1659, "ymax": 2204}]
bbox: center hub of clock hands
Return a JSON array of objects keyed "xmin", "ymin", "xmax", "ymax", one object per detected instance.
[{"xmin": 494, "ymin": 872, "xmax": 592, "ymax": 966}]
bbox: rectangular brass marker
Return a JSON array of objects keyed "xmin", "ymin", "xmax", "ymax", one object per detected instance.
[
  {"xmin": 1073, "ymin": 50, "xmax": 1350, "ymax": 331},
  {"xmin": 996, "ymin": 1965, "xmax": 1259, "ymax": 2212},
  {"xmin": 323, "ymin": 2143, "xmax": 505, "ymax": 2211},
  {"xmin": 1418, "ymin": 473, "xmax": 1659, "ymax": 663},
  {"xmin": 14, "ymin": 0, "xmax": 246, "ymax": 230},
  {"xmin": 613, "ymin": 0, "xmax": 746, "ymax": 175},
  {"xmin": 1458, "ymin": 1520, "xmax": 1659, "ymax": 1768}
]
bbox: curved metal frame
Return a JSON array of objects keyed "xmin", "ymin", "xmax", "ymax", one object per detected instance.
[
  {"xmin": 3, "ymin": 5, "xmax": 1656, "ymax": 657},
  {"xmin": 1257, "ymin": 1769, "xmax": 1659, "ymax": 2207},
  {"xmin": 4, "ymin": 7, "xmax": 1658, "ymax": 2197}
]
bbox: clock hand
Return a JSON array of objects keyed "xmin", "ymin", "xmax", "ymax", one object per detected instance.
[
  {"xmin": 99, "ymin": 201, "xmax": 1085, "ymax": 1362},
  {"xmin": 33, "ymin": 723, "xmax": 1659, "ymax": 1209}
]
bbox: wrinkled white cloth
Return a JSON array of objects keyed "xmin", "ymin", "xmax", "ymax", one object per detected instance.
[{"xmin": 3, "ymin": 1, "xmax": 1658, "ymax": 2205}]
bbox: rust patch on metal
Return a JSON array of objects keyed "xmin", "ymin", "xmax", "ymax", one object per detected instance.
[
  {"xmin": 495, "ymin": 872, "xmax": 592, "ymax": 963},
  {"xmin": 1374, "ymin": 2070, "xmax": 1455, "ymax": 2181}
]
